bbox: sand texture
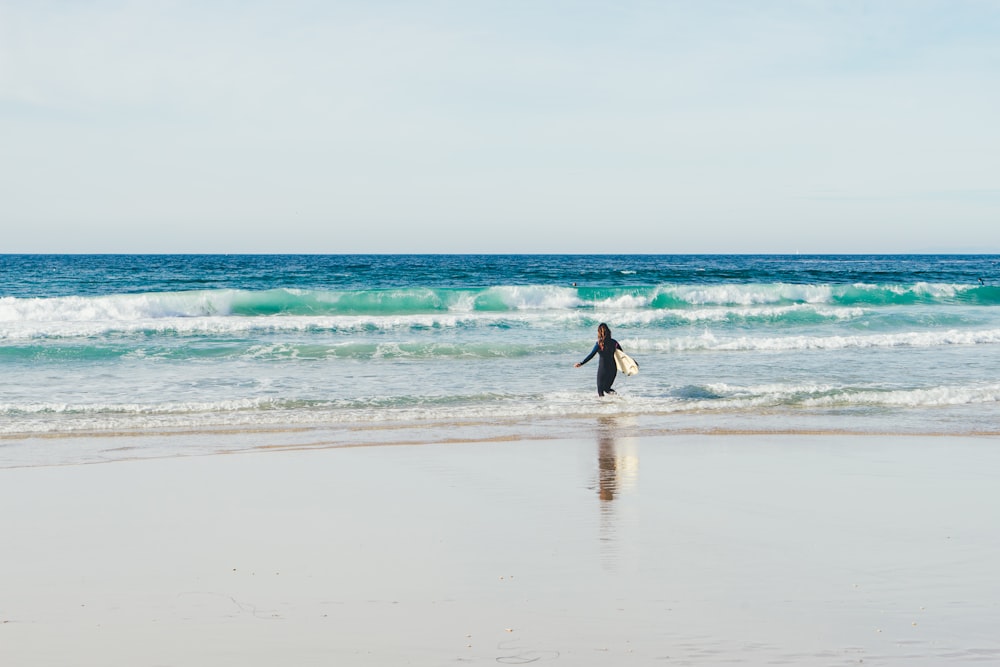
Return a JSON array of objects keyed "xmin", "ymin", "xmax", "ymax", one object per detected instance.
[{"xmin": 2, "ymin": 433, "xmax": 999, "ymax": 665}]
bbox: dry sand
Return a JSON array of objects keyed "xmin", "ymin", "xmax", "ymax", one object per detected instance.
[{"xmin": 2, "ymin": 431, "xmax": 999, "ymax": 665}]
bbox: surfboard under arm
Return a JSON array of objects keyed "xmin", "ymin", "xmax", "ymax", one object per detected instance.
[{"xmin": 614, "ymin": 349, "xmax": 639, "ymax": 376}]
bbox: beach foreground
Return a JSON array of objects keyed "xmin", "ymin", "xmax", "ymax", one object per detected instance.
[{"xmin": 2, "ymin": 432, "xmax": 999, "ymax": 666}]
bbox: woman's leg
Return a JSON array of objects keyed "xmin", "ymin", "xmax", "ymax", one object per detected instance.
[{"xmin": 597, "ymin": 365, "xmax": 616, "ymax": 396}]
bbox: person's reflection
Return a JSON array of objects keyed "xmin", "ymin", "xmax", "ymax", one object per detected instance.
[
  {"xmin": 595, "ymin": 417, "xmax": 639, "ymax": 569},
  {"xmin": 598, "ymin": 424, "xmax": 619, "ymax": 502},
  {"xmin": 595, "ymin": 417, "xmax": 620, "ymax": 568}
]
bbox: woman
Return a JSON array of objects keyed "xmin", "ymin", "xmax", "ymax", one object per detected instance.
[{"xmin": 575, "ymin": 323, "xmax": 622, "ymax": 396}]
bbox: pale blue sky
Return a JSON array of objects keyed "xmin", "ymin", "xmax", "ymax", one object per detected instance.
[{"xmin": 2, "ymin": 1, "xmax": 998, "ymax": 253}]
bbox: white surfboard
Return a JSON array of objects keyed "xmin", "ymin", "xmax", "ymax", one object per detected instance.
[{"xmin": 614, "ymin": 349, "xmax": 639, "ymax": 376}]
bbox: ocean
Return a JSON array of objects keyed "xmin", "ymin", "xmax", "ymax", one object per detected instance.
[{"xmin": 2, "ymin": 254, "xmax": 998, "ymax": 466}]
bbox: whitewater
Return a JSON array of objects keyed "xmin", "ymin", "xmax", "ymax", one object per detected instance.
[{"xmin": 1, "ymin": 254, "xmax": 998, "ymax": 466}]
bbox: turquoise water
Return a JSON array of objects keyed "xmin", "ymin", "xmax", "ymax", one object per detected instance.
[{"xmin": 2, "ymin": 255, "xmax": 999, "ymax": 465}]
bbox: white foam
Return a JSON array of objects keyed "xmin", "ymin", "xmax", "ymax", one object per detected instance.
[
  {"xmin": 0, "ymin": 291, "xmax": 238, "ymax": 322},
  {"xmin": 658, "ymin": 283, "xmax": 835, "ymax": 306},
  {"xmin": 481, "ymin": 285, "xmax": 582, "ymax": 310},
  {"xmin": 3, "ymin": 379, "xmax": 998, "ymax": 437},
  {"xmin": 803, "ymin": 383, "xmax": 1000, "ymax": 408},
  {"xmin": 624, "ymin": 328, "xmax": 1000, "ymax": 353},
  {"xmin": 593, "ymin": 294, "xmax": 651, "ymax": 309}
]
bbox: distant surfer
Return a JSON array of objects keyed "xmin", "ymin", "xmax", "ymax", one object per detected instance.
[{"xmin": 575, "ymin": 323, "xmax": 622, "ymax": 396}]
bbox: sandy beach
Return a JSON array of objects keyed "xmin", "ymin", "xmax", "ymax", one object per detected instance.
[{"xmin": 2, "ymin": 431, "xmax": 999, "ymax": 666}]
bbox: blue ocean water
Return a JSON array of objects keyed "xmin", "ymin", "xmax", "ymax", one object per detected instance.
[{"xmin": 2, "ymin": 255, "xmax": 999, "ymax": 466}]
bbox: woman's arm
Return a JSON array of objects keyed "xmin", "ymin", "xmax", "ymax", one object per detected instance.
[{"xmin": 575, "ymin": 343, "xmax": 599, "ymax": 367}]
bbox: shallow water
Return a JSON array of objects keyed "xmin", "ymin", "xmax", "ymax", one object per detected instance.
[{"xmin": 2, "ymin": 255, "xmax": 999, "ymax": 465}]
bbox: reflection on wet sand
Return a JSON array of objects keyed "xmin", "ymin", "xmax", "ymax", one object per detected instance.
[{"xmin": 595, "ymin": 417, "xmax": 640, "ymax": 567}]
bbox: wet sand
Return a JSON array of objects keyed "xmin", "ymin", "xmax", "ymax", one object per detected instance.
[{"xmin": 2, "ymin": 431, "xmax": 999, "ymax": 665}]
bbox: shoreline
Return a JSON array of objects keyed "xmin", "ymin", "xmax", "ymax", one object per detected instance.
[
  {"xmin": 3, "ymin": 432, "xmax": 999, "ymax": 665},
  {"xmin": 3, "ymin": 419, "xmax": 1000, "ymax": 470}
]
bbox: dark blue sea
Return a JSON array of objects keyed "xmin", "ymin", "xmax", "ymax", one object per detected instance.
[{"xmin": 2, "ymin": 254, "xmax": 999, "ymax": 466}]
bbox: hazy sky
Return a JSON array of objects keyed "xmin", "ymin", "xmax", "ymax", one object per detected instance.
[{"xmin": 2, "ymin": 1, "xmax": 998, "ymax": 253}]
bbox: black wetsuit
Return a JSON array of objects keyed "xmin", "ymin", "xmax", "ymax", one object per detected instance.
[{"xmin": 579, "ymin": 338, "xmax": 621, "ymax": 396}]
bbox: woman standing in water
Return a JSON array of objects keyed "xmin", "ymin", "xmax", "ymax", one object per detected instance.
[{"xmin": 575, "ymin": 323, "xmax": 622, "ymax": 396}]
